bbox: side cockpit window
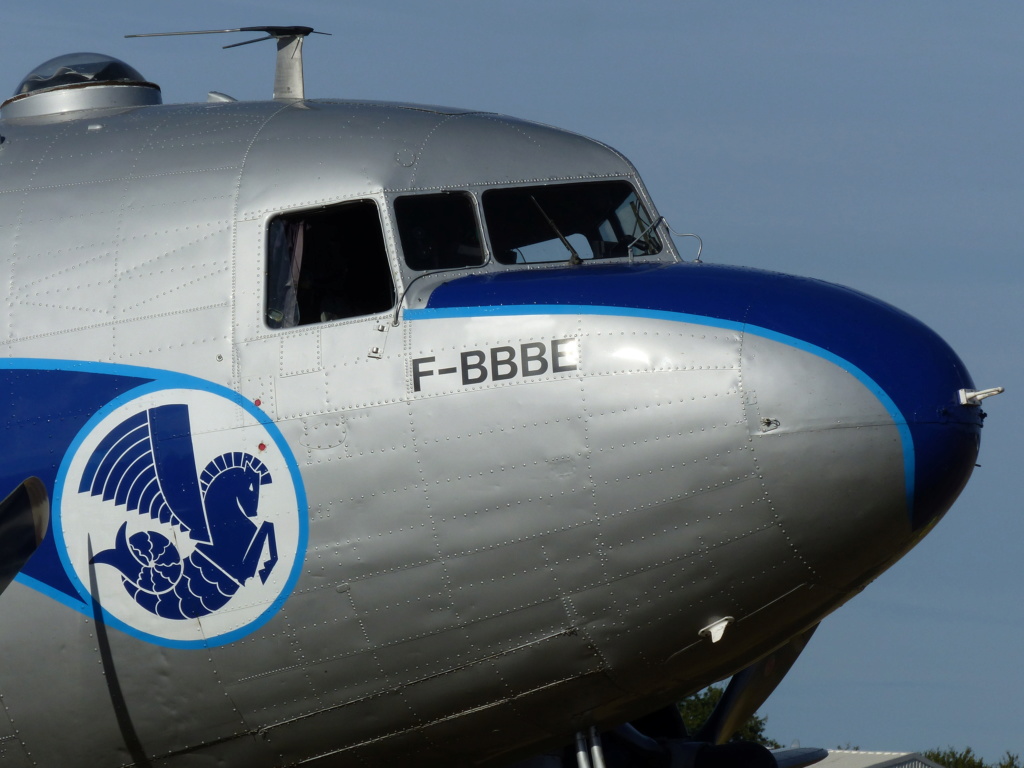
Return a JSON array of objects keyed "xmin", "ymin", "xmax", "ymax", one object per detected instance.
[
  {"xmin": 395, "ymin": 192, "xmax": 484, "ymax": 271},
  {"xmin": 483, "ymin": 180, "xmax": 661, "ymax": 264},
  {"xmin": 266, "ymin": 200, "xmax": 395, "ymax": 328}
]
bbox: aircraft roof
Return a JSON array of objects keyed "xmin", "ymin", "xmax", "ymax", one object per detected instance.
[
  {"xmin": 0, "ymin": 98, "xmax": 640, "ymax": 218},
  {"xmin": 819, "ymin": 751, "xmax": 946, "ymax": 768}
]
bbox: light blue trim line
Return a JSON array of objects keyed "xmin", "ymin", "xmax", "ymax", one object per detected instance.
[
  {"xmin": 8, "ymin": 358, "xmax": 309, "ymax": 650},
  {"xmin": 0, "ymin": 357, "xmax": 212, "ymax": 378},
  {"xmin": 15, "ymin": 572, "xmax": 92, "ymax": 612},
  {"xmin": 405, "ymin": 304, "xmax": 916, "ymax": 509}
]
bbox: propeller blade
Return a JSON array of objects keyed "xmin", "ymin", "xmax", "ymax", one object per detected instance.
[{"xmin": 696, "ymin": 624, "xmax": 818, "ymax": 744}]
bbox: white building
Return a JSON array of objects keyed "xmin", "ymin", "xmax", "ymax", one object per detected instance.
[{"xmin": 819, "ymin": 750, "xmax": 947, "ymax": 768}]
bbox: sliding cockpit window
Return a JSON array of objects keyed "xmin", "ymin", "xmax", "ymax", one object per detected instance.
[
  {"xmin": 395, "ymin": 191, "xmax": 484, "ymax": 271},
  {"xmin": 482, "ymin": 180, "xmax": 662, "ymax": 265},
  {"xmin": 265, "ymin": 199, "xmax": 396, "ymax": 328}
]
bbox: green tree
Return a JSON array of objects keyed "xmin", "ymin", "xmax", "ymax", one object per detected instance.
[
  {"xmin": 924, "ymin": 747, "xmax": 1023, "ymax": 768},
  {"xmin": 677, "ymin": 686, "xmax": 782, "ymax": 748},
  {"xmin": 924, "ymin": 747, "xmax": 988, "ymax": 768}
]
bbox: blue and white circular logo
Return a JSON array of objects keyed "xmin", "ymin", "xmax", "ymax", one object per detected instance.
[{"xmin": 56, "ymin": 384, "xmax": 306, "ymax": 648}]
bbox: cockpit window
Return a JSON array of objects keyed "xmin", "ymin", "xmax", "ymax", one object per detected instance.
[
  {"xmin": 483, "ymin": 180, "xmax": 661, "ymax": 264},
  {"xmin": 265, "ymin": 199, "xmax": 395, "ymax": 328},
  {"xmin": 395, "ymin": 192, "xmax": 484, "ymax": 270}
]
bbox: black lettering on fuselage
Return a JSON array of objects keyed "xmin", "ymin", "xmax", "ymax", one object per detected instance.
[
  {"xmin": 490, "ymin": 346, "xmax": 518, "ymax": 381},
  {"xmin": 521, "ymin": 342, "xmax": 548, "ymax": 376},
  {"xmin": 411, "ymin": 338, "xmax": 578, "ymax": 391},
  {"xmin": 412, "ymin": 356, "xmax": 435, "ymax": 392},
  {"xmin": 461, "ymin": 350, "xmax": 487, "ymax": 385},
  {"xmin": 552, "ymin": 338, "xmax": 578, "ymax": 373}
]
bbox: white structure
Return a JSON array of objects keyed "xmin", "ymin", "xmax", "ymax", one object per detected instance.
[{"xmin": 820, "ymin": 751, "xmax": 947, "ymax": 768}]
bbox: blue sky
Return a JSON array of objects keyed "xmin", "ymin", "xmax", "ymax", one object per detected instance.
[{"xmin": 3, "ymin": 1, "xmax": 1020, "ymax": 761}]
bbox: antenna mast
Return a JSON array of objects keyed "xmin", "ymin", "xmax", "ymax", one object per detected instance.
[{"xmin": 126, "ymin": 26, "xmax": 331, "ymax": 101}]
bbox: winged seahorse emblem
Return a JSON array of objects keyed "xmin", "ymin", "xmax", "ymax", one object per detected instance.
[{"xmin": 79, "ymin": 403, "xmax": 278, "ymax": 620}]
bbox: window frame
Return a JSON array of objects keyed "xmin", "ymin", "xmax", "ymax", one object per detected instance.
[{"xmin": 264, "ymin": 197, "xmax": 397, "ymax": 330}]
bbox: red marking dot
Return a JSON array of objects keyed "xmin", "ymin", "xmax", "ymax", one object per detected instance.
[
  {"xmin": 254, "ymin": 399, "xmax": 262, "ymax": 407},
  {"xmin": 258, "ymin": 442, "xmax": 267, "ymax": 452}
]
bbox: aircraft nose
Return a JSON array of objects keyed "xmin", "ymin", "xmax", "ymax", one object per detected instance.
[
  {"xmin": 736, "ymin": 268, "xmax": 985, "ymax": 534},
  {"xmin": 897, "ymin": 358, "xmax": 983, "ymax": 532},
  {"xmin": 423, "ymin": 262, "xmax": 991, "ymax": 537}
]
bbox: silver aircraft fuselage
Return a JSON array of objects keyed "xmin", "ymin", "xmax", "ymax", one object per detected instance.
[{"xmin": 0, "ymin": 63, "xmax": 985, "ymax": 767}]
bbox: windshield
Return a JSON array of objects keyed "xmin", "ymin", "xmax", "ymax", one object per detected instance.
[
  {"xmin": 395, "ymin": 191, "xmax": 484, "ymax": 271},
  {"xmin": 483, "ymin": 180, "xmax": 661, "ymax": 264}
]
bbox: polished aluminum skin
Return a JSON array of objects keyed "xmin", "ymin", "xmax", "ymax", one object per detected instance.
[{"xmin": 0, "ymin": 51, "xmax": 987, "ymax": 768}]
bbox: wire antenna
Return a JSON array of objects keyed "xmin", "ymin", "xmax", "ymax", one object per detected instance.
[{"xmin": 126, "ymin": 26, "xmax": 331, "ymax": 101}]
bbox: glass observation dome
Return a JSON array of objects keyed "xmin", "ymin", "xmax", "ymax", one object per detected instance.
[{"xmin": 1, "ymin": 52, "xmax": 161, "ymax": 119}]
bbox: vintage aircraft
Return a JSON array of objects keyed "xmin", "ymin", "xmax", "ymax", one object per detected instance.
[{"xmin": 0, "ymin": 26, "xmax": 1001, "ymax": 768}]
